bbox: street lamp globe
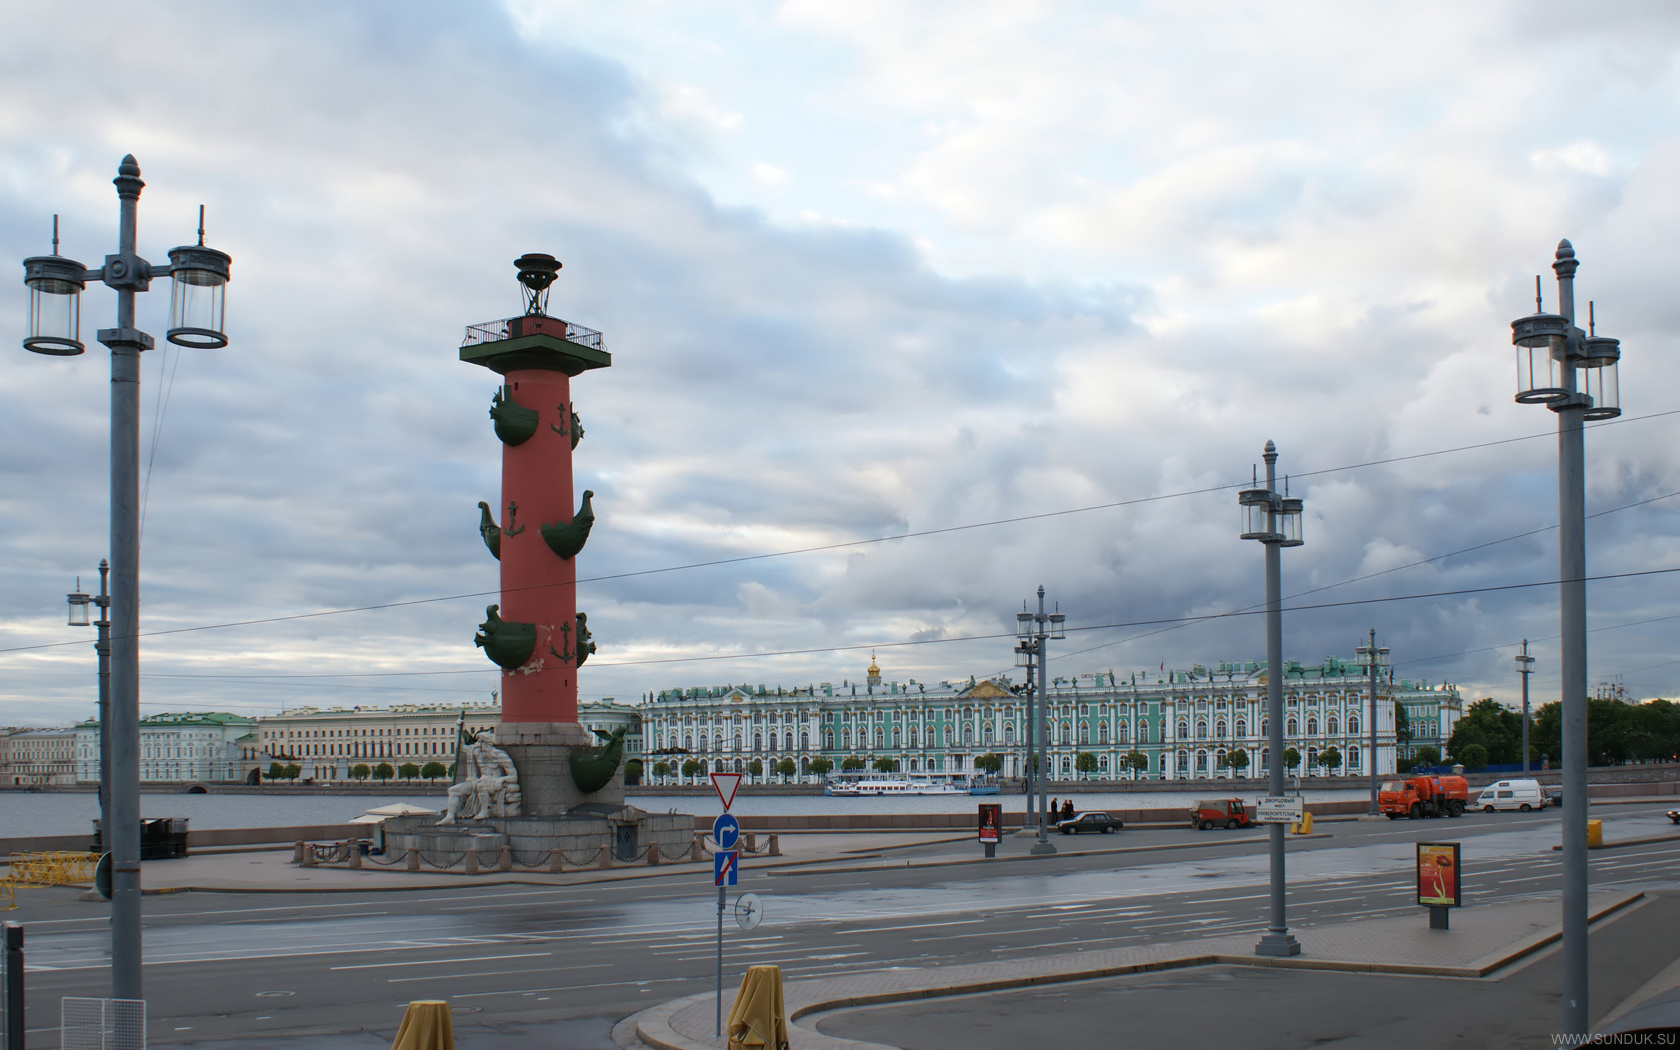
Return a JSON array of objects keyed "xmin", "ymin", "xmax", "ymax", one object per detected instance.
[
  {"xmin": 1277, "ymin": 497, "xmax": 1304, "ymax": 548},
  {"xmin": 1510, "ymin": 309, "xmax": 1571, "ymax": 405},
  {"xmin": 22, "ymin": 250, "xmax": 87, "ymax": 356},
  {"xmin": 1238, "ymin": 487, "xmax": 1276, "ymax": 541},
  {"xmin": 1015, "ymin": 610, "xmax": 1033, "ymax": 639},
  {"xmin": 165, "ymin": 244, "xmax": 231, "ymax": 348},
  {"xmin": 1581, "ymin": 332, "xmax": 1621, "ymax": 421},
  {"xmin": 66, "ymin": 581, "xmax": 92, "ymax": 627}
]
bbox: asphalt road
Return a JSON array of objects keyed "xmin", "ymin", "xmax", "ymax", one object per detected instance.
[{"xmin": 9, "ymin": 805, "xmax": 1679, "ymax": 1049}]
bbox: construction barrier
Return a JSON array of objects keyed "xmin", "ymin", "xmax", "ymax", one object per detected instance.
[{"xmin": 6, "ymin": 852, "xmax": 99, "ymax": 887}]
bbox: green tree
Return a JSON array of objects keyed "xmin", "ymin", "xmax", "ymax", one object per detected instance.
[
  {"xmin": 267, "ymin": 762, "xmax": 285, "ymax": 781},
  {"xmin": 1318, "ymin": 747, "xmax": 1342, "ymax": 774},
  {"xmin": 808, "ymin": 756, "xmax": 834, "ymax": 776},
  {"xmin": 1456, "ymin": 743, "xmax": 1488, "ymax": 770},
  {"xmin": 1226, "ymin": 748, "xmax": 1249, "ymax": 777},
  {"xmin": 1075, "ymin": 752, "xmax": 1099, "ymax": 779},
  {"xmin": 624, "ymin": 759, "xmax": 644, "ymax": 784},
  {"xmin": 973, "ymin": 753, "xmax": 1003, "ymax": 774},
  {"xmin": 1412, "ymin": 745, "xmax": 1442, "ymax": 769},
  {"xmin": 871, "ymin": 756, "xmax": 898, "ymax": 773},
  {"xmin": 746, "ymin": 759, "xmax": 764, "ymax": 780},
  {"xmin": 1122, "ymin": 750, "xmax": 1149, "ymax": 779},
  {"xmin": 374, "ymin": 762, "xmax": 395, "ymax": 783},
  {"xmin": 1282, "ymin": 747, "xmax": 1301, "ymax": 774},
  {"xmin": 420, "ymin": 761, "xmax": 447, "ymax": 782},
  {"xmin": 840, "ymin": 756, "xmax": 866, "ymax": 772},
  {"xmin": 350, "ymin": 763, "xmax": 371, "ymax": 781},
  {"xmin": 774, "ymin": 758, "xmax": 798, "ymax": 780},
  {"xmin": 1394, "ymin": 703, "xmax": 1412, "ymax": 755},
  {"xmin": 284, "ymin": 763, "xmax": 302, "ymax": 783},
  {"xmin": 1447, "ymin": 697, "xmax": 1523, "ymax": 765},
  {"xmin": 652, "ymin": 760, "xmax": 672, "ymax": 781},
  {"xmin": 681, "ymin": 758, "xmax": 703, "ymax": 779},
  {"xmin": 397, "ymin": 762, "xmax": 420, "ymax": 781}
]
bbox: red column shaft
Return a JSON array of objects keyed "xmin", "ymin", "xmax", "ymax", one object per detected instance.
[{"xmin": 498, "ymin": 369, "xmax": 577, "ymax": 724}]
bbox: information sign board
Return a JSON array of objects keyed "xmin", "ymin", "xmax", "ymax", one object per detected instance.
[
  {"xmin": 1417, "ymin": 842, "xmax": 1461, "ymax": 907},
  {"xmin": 1255, "ymin": 796, "xmax": 1305, "ymax": 823},
  {"xmin": 714, "ymin": 849, "xmax": 738, "ymax": 887}
]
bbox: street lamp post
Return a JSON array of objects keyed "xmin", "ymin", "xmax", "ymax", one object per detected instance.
[
  {"xmin": 1510, "ymin": 239, "xmax": 1619, "ymax": 1037},
  {"xmin": 1354, "ymin": 630, "xmax": 1389, "ymax": 817},
  {"xmin": 1015, "ymin": 587, "xmax": 1064, "ymax": 854},
  {"xmin": 1015, "ymin": 627, "xmax": 1036, "ymax": 829},
  {"xmin": 1516, "ymin": 640, "xmax": 1535, "ymax": 776},
  {"xmin": 21, "ymin": 156, "xmax": 232, "ymax": 1000},
  {"xmin": 1238, "ymin": 440, "xmax": 1304, "ymax": 958},
  {"xmin": 66, "ymin": 563, "xmax": 113, "ymax": 849}
]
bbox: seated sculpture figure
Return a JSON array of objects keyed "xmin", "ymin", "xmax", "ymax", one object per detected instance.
[{"xmin": 437, "ymin": 729, "xmax": 522, "ymax": 824}]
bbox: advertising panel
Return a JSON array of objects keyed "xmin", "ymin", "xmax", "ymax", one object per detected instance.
[
  {"xmin": 978, "ymin": 803, "xmax": 1002, "ymax": 844},
  {"xmin": 1417, "ymin": 842, "xmax": 1461, "ymax": 907}
]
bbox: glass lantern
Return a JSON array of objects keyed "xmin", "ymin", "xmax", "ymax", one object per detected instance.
[
  {"xmin": 1238, "ymin": 488, "xmax": 1277, "ymax": 541},
  {"xmin": 1510, "ymin": 312, "xmax": 1570, "ymax": 404},
  {"xmin": 1049, "ymin": 612, "xmax": 1066, "ymax": 640},
  {"xmin": 22, "ymin": 254, "xmax": 86, "ymax": 355},
  {"xmin": 66, "ymin": 582, "xmax": 91, "ymax": 627},
  {"xmin": 1016, "ymin": 611, "xmax": 1033, "ymax": 639},
  {"xmin": 1277, "ymin": 497, "xmax": 1304, "ymax": 547},
  {"xmin": 166, "ymin": 245, "xmax": 231, "ymax": 348},
  {"xmin": 1581, "ymin": 335, "xmax": 1620, "ymax": 421}
]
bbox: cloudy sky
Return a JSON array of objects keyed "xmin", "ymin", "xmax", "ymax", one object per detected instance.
[{"xmin": 3, "ymin": 0, "xmax": 1680, "ymax": 727}]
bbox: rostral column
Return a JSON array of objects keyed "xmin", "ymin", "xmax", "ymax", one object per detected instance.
[{"xmin": 460, "ymin": 254, "xmax": 611, "ymax": 805}]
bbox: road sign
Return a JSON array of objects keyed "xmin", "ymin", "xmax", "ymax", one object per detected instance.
[
  {"xmin": 735, "ymin": 892, "xmax": 762, "ymax": 930},
  {"xmin": 712, "ymin": 813, "xmax": 741, "ymax": 850},
  {"xmin": 714, "ymin": 849, "xmax": 738, "ymax": 886},
  {"xmin": 712, "ymin": 772, "xmax": 743, "ymax": 811},
  {"xmin": 1255, "ymin": 796, "xmax": 1304, "ymax": 823}
]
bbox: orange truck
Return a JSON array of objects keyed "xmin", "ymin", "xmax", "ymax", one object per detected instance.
[{"xmin": 1379, "ymin": 775, "xmax": 1470, "ymax": 819}]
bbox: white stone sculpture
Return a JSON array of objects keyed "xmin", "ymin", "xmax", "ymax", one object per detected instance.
[{"xmin": 437, "ymin": 729, "xmax": 522, "ymax": 824}]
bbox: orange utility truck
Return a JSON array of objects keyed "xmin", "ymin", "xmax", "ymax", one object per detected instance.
[{"xmin": 1378, "ymin": 775, "xmax": 1470, "ymax": 820}]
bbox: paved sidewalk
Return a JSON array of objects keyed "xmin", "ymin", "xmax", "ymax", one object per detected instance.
[{"xmin": 618, "ymin": 890, "xmax": 1644, "ymax": 1050}]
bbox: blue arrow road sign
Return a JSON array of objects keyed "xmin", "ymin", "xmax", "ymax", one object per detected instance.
[
  {"xmin": 714, "ymin": 849, "xmax": 738, "ymax": 886},
  {"xmin": 712, "ymin": 813, "xmax": 740, "ymax": 850}
]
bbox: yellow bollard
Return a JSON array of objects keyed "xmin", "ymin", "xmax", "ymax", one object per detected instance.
[
  {"xmin": 1587, "ymin": 819, "xmax": 1603, "ymax": 849},
  {"xmin": 1293, "ymin": 811, "xmax": 1314, "ymax": 835},
  {"xmin": 390, "ymin": 1000, "xmax": 453, "ymax": 1050},
  {"xmin": 726, "ymin": 965, "xmax": 789, "ymax": 1050}
]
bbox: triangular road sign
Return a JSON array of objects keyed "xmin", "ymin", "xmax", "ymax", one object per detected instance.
[{"xmin": 712, "ymin": 772, "xmax": 743, "ymax": 811}]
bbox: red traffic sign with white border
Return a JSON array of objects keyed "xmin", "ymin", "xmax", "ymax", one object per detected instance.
[
  {"xmin": 712, "ymin": 772, "xmax": 743, "ymax": 811},
  {"xmin": 714, "ymin": 849, "xmax": 738, "ymax": 886}
]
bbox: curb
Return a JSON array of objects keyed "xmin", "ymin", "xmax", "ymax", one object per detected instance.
[
  {"xmin": 1550, "ymin": 833, "xmax": 1680, "ymax": 852},
  {"xmin": 626, "ymin": 891, "xmax": 1645, "ymax": 1050},
  {"xmin": 768, "ymin": 831, "xmax": 1335, "ymax": 878}
]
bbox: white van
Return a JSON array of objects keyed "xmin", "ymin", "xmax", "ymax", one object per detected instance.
[{"xmin": 1477, "ymin": 779, "xmax": 1545, "ymax": 812}]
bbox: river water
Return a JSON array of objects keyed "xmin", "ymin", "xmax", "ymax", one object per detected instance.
[{"xmin": 0, "ymin": 788, "xmax": 1371, "ymax": 838}]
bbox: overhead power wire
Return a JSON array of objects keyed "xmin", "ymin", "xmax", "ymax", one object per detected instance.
[{"xmin": 5, "ymin": 409, "xmax": 1678, "ymax": 661}]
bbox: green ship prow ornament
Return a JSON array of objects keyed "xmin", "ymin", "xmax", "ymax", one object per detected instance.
[
  {"xmin": 489, "ymin": 386, "xmax": 539, "ymax": 446},
  {"xmin": 474, "ymin": 604, "xmax": 536, "ymax": 670},
  {"xmin": 541, "ymin": 489, "xmax": 595, "ymax": 560},
  {"xmin": 569, "ymin": 725, "xmax": 627, "ymax": 794},
  {"xmin": 477, "ymin": 501, "xmax": 501, "ymax": 560}
]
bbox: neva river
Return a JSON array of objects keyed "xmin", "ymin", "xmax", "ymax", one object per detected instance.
[{"xmin": 0, "ymin": 788, "xmax": 1372, "ymax": 839}]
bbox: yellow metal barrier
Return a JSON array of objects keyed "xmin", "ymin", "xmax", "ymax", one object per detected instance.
[
  {"xmin": 5, "ymin": 851, "xmax": 100, "ymax": 888},
  {"xmin": 1292, "ymin": 811, "xmax": 1315, "ymax": 835},
  {"xmin": 1587, "ymin": 819, "xmax": 1603, "ymax": 849}
]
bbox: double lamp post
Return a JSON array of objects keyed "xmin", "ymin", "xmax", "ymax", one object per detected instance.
[
  {"xmin": 21, "ymin": 155, "xmax": 232, "ymax": 1000},
  {"xmin": 1016, "ymin": 586, "xmax": 1064, "ymax": 855}
]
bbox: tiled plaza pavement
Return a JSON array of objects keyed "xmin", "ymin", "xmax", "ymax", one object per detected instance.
[{"xmin": 618, "ymin": 891, "xmax": 1644, "ymax": 1050}]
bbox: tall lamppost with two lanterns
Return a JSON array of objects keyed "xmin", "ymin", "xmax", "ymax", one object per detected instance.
[
  {"xmin": 22, "ymin": 154, "xmax": 231, "ymax": 1000},
  {"xmin": 1510, "ymin": 239, "xmax": 1620, "ymax": 1038}
]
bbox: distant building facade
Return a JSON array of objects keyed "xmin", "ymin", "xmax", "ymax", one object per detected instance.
[
  {"xmin": 72, "ymin": 712, "xmax": 256, "ymax": 785},
  {"xmin": 640, "ymin": 656, "xmax": 1464, "ymax": 783},
  {"xmin": 6, "ymin": 728, "xmax": 75, "ymax": 785}
]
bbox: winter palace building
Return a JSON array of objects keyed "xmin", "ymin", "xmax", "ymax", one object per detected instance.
[{"xmin": 639, "ymin": 655, "xmax": 1464, "ymax": 783}]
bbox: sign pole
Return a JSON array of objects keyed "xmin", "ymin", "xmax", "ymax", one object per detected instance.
[{"xmin": 715, "ymin": 883, "xmax": 724, "ymax": 1037}]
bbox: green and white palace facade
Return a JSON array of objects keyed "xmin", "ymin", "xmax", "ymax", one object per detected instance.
[{"xmin": 640, "ymin": 655, "xmax": 1464, "ymax": 783}]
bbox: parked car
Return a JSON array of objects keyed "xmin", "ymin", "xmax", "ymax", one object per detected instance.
[
  {"xmin": 1665, "ymin": 808, "xmax": 1678, "ymax": 825},
  {"xmin": 1056, "ymin": 812, "xmax": 1124, "ymax": 834},
  {"xmin": 1544, "ymin": 787, "xmax": 1564, "ymax": 809},
  {"xmin": 1476, "ymin": 778, "xmax": 1545, "ymax": 813},
  {"xmin": 1190, "ymin": 798, "xmax": 1255, "ymax": 830}
]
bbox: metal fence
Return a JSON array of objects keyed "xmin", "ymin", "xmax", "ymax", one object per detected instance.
[{"xmin": 62, "ymin": 997, "xmax": 146, "ymax": 1050}]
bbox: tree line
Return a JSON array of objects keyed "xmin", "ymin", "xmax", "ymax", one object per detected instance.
[{"xmin": 1445, "ymin": 696, "xmax": 1680, "ymax": 770}]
